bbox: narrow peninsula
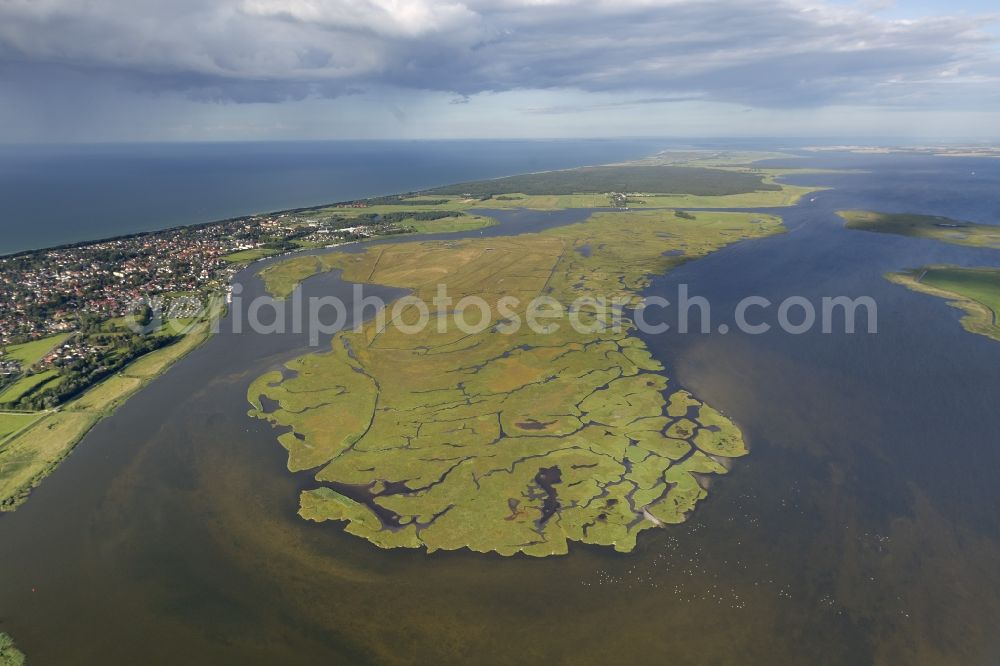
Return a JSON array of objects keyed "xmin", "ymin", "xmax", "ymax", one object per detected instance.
[
  {"xmin": 839, "ymin": 210, "xmax": 1000, "ymax": 249},
  {"xmin": 889, "ymin": 266, "xmax": 1000, "ymax": 343}
]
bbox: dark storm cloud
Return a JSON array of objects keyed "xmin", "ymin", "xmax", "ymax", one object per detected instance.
[{"xmin": 0, "ymin": 0, "xmax": 996, "ymax": 108}]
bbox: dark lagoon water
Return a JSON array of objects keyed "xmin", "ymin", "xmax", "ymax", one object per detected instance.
[
  {"xmin": 1, "ymin": 152, "xmax": 1000, "ymax": 664},
  {"xmin": 0, "ymin": 140, "xmax": 657, "ymax": 255}
]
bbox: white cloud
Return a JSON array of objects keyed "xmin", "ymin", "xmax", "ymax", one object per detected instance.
[
  {"xmin": 0, "ymin": 0, "xmax": 997, "ymax": 114},
  {"xmin": 240, "ymin": 0, "xmax": 480, "ymax": 37}
]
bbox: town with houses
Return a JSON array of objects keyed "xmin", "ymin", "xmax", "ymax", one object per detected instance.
[{"xmin": 0, "ymin": 200, "xmax": 411, "ymax": 409}]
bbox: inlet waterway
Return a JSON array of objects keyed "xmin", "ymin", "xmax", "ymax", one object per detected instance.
[{"xmin": 2, "ymin": 154, "xmax": 1000, "ymax": 664}]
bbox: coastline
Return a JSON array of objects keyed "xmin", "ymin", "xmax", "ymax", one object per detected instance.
[
  {"xmin": 0, "ymin": 159, "xmax": 815, "ymax": 260},
  {"xmin": 0, "ymin": 213, "xmax": 503, "ymax": 511},
  {"xmin": 0, "ymin": 192, "xmax": 423, "ymax": 260},
  {"xmin": 0, "ymin": 303, "xmax": 222, "ymax": 510},
  {"xmin": 0, "ymin": 156, "xmax": 817, "ymax": 512},
  {"xmin": 887, "ymin": 267, "xmax": 1000, "ymax": 343},
  {"xmin": 0, "ymin": 139, "xmax": 666, "ymax": 257}
]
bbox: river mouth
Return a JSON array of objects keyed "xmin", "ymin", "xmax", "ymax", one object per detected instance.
[{"xmin": 2, "ymin": 155, "xmax": 1000, "ymax": 663}]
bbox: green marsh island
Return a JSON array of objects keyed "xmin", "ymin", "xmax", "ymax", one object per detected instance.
[
  {"xmin": 839, "ymin": 210, "xmax": 1000, "ymax": 249},
  {"xmin": 839, "ymin": 209, "xmax": 1000, "ymax": 344},
  {"xmin": 248, "ymin": 158, "xmax": 802, "ymax": 556},
  {"xmin": 889, "ymin": 267, "xmax": 1000, "ymax": 343},
  {"xmin": 251, "ymin": 210, "xmax": 783, "ymax": 556}
]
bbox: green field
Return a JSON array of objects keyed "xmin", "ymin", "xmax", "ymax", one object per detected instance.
[
  {"xmin": 251, "ymin": 209, "xmax": 784, "ymax": 556},
  {"xmin": 283, "ymin": 161, "xmax": 822, "ymax": 226},
  {"xmin": 402, "ymin": 213, "xmax": 495, "ymax": 234},
  {"xmin": 921, "ymin": 268, "xmax": 1000, "ymax": 317},
  {"xmin": 429, "ymin": 164, "xmax": 781, "ymax": 197},
  {"xmin": 221, "ymin": 247, "xmax": 281, "ymax": 263},
  {"xmin": 0, "ymin": 304, "xmax": 222, "ymax": 511},
  {"xmin": 0, "ymin": 369, "xmax": 61, "ymax": 404},
  {"xmin": 0, "ymin": 410, "xmax": 98, "ymax": 511},
  {"xmin": 1, "ymin": 332, "xmax": 71, "ymax": 367},
  {"xmin": 306, "ymin": 198, "xmax": 472, "ymax": 219},
  {"xmin": 890, "ymin": 266, "xmax": 1000, "ymax": 343},
  {"xmin": 0, "ymin": 632, "xmax": 25, "ymax": 666},
  {"xmin": 625, "ymin": 182, "xmax": 820, "ymax": 209},
  {"xmin": 0, "ymin": 412, "xmax": 43, "ymax": 444},
  {"xmin": 258, "ymin": 255, "xmax": 326, "ymax": 300},
  {"xmin": 840, "ymin": 210, "xmax": 1000, "ymax": 249}
]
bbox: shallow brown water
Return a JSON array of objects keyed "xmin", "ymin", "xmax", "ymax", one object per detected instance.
[{"xmin": 2, "ymin": 156, "xmax": 1000, "ymax": 664}]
